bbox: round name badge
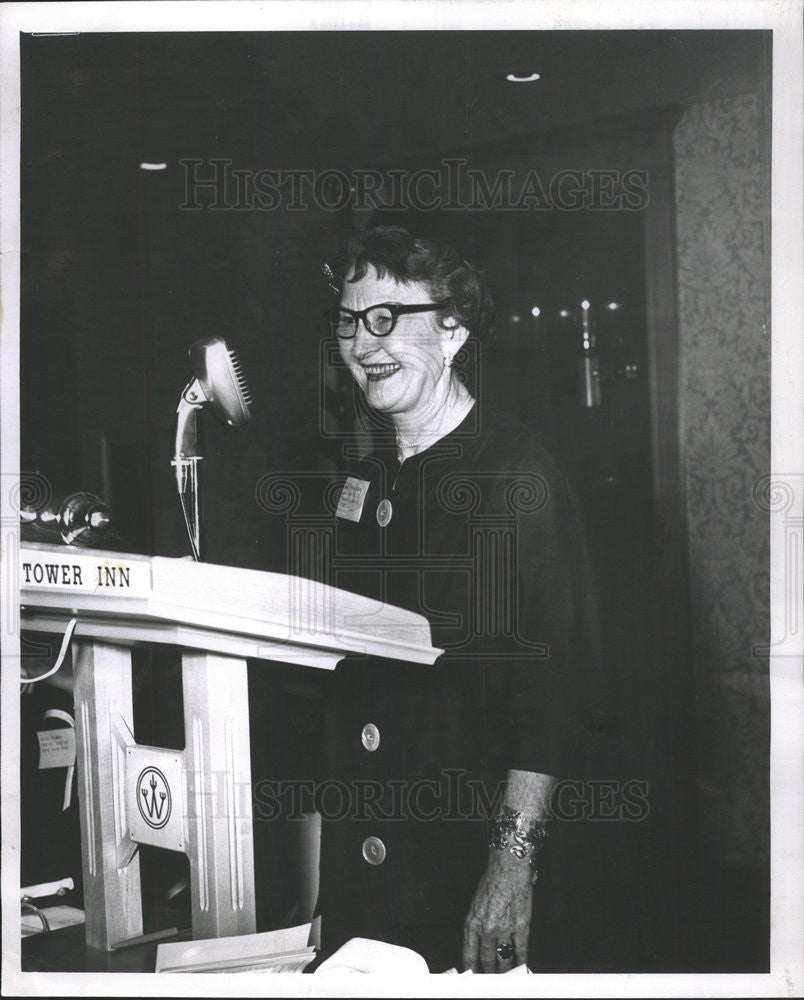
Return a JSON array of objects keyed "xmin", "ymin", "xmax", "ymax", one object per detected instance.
[{"xmin": 376, "ymin": 498, "xmax": 393, "ymax": 527}]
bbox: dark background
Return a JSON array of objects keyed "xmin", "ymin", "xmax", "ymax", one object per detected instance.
[{"xmin": 20, "ymin": 30, "xmax": 770, "ymax": 972}]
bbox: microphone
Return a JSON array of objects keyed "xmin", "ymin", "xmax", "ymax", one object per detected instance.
[
  {"xmin": 185, "ymin": 338, "xmax": 252, "ymax": 427},
  {"xmin": 173, "ymin": 338, "xmax": 253, "ymax": 560}
]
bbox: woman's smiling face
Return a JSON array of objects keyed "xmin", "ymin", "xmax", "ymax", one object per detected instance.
[{"xmin": 338, "ymin": 267, "xmax": 453, "ymax": 419}]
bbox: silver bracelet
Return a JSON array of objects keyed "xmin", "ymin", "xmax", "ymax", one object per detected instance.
[{"xmin": 489, "ymin": 806, "xmax": 548, "ymax": 879}]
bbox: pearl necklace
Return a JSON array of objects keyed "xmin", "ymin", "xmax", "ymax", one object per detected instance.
[
  {"xmin": 379, "ymin": 396, "xmax": 474, "ymax": 527},
  {"xmin": 395, "ymin": 394, "xmax": 475, "ymax": 454}
]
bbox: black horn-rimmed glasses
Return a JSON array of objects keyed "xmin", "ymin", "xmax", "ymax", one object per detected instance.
[{"xmin": 325, "ymin": 301, "xmax": 448, "ymax": 339}]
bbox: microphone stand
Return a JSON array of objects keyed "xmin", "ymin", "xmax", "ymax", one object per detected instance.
[
  {"xmin": 171, "ymin": 338, "xmax": 251, "ymax": 562},
  {"xmin": 173, "ymin": 380, "xmax": 205, "ymax": 562}
]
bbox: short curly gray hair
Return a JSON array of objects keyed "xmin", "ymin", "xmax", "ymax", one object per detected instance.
[{"xmin": 336, "ymin": 225, "xmax": 494, "ymax": 340}]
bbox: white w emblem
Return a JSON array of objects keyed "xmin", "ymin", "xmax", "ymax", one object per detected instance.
[{"xmin": 136, "ymin": 766, "xmax": 172, "ymax": 829}]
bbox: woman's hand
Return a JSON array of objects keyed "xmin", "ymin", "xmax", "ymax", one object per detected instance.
[{"xmin": 462, "ymin": 848, "xmax": 533, "ymax": 973}]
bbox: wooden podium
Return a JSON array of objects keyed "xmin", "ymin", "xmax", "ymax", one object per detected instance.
[{"xmin": 20, "ymin": 542, "xmax": 440, "ymax": 951}]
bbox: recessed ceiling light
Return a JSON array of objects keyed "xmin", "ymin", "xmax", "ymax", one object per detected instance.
[
  {"xmin": 505, "ymin": 71, "xmax": 541, "ymax": 83},
  {"xmin": 531, "ymin": 306, "xmax": 541, "ymax": 318},
  {"xmin": 581, "ymin": 299, "xmax": 590, "ymax": 310},
  {"xmin": 140, "ymin": 162, "xmax": 167, "ymax": 171}
]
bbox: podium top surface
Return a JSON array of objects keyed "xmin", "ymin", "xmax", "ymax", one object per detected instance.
[{"xmin": 19, "ymin": 542, "xmax": 441, "ymax": 668}]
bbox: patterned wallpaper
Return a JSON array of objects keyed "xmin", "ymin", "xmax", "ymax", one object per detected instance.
[{"xmin": 674, "ymin": 94, "xmax": 770, "ymax": 868}]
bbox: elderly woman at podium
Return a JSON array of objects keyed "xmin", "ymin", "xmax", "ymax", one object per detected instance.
[{"xmin": 317, "ymin": 226, "xmax": 599, "ymax": 973}]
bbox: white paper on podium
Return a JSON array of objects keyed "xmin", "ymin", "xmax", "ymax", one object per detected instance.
[
  {"xmin": 155, "ymin": 922, "xmax": 315, "ymax": 973},
  {"xmin": 21, "ymin": 904, "xmax": 85, "ymax": 938},
  {"xmin": 314, "ymin": 937, "xmax": 429, "ymax": 975}
]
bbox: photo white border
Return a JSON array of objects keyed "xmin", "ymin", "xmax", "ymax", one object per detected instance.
[{"xmin": 1, "ymin": 2, "xmax": 801, "ymax": 997}]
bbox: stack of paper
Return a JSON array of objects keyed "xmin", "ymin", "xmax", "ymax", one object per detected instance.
[
  {"xmin": 155, "ymin": 923, "xmax": 315, "ymax": 973},
  {"xmin": 21, "ymin": 904, "xmax": 84, "ymax": 938},
  {"xmin": 314, "ymin": 937, "xmax": 429, "ymax": 975},
  {"xmin": 444, "ymin": 964, "xmax": 532, "ymax": 974}
]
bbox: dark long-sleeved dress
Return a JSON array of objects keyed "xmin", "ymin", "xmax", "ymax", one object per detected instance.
[{"xmin": 316, "ymin": 404, "xmax": 600, "ymax": 970}]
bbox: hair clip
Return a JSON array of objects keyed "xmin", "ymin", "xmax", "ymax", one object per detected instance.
[{"xmin": 321, "ymin": 262, "xmax": 340, "ymax": 297}]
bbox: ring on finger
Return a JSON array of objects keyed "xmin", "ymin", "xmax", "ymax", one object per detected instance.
[{"xmin": 495, "ymin": 941, "xmax": 513, "ymax": 962}]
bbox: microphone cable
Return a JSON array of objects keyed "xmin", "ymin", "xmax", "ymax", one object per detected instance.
[{"xmin": 19, "ymin": 617, "xmax": 78, "ymax": 685}]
